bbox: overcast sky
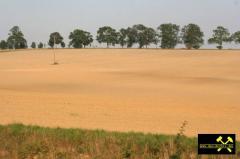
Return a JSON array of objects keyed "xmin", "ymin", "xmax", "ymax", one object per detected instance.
[{"xmin": 0, "ymin": 0, "xmax": 239, "ymax": 48}]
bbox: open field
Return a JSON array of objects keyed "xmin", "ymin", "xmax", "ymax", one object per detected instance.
[{"xmin": 0, "ymin": 49, "xmax": 240, "ymax": 137}]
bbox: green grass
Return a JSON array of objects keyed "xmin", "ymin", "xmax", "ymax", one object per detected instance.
[{"xmin": 0, "ymin": 124, "xmax": 238, "ymax": 159}]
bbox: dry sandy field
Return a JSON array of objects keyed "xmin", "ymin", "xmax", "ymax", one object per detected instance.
[{"xmin": 0, "ymin": 49, "xmax": 239, "ymax": 136}]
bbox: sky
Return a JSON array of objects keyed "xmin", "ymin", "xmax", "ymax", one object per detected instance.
[{"xmin": 0, "ymin": 0, "xmax": 240, "ymax": 48}]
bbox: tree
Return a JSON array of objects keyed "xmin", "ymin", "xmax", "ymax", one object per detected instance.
[
  {"xmin": 144, "ymin": 27, "xmax": 158, "ymax": 48},
  {"xmin": 96, "ymin": 26, "xmax": 118, "ymax": 48},
  {"xmin": 208, "ymin": 26, "xmax": 231, "ymax": 49},
  {"xmin": 61, "ymin": 42, "xmax": 65, "ymax": 48},
  {"xmin": 31, "ymin": 42, "xmax": 36, "ymax": 49},
  {"xmin": 133, "ymin": 24, "xmax": 157, "ymax": 48},
  {"xmin": 181, "ymin": 24, "xmax": 204, "ymax": 49},
  {"xmin": 82, "ymin": 31, "xmax": 93, "ymax": 48},
  {"xmin": 125, "ymin": 27, "xmax": 137, "ymax": 48},
  {"xmin": 133, "ymin": 24, "xmax": 146, "ymax": 48},
  {"xmin": 69, "ymin": 29, "xmax": 93, "ymax": 48},
  {"xmin": 38, "ymin": 42, "xmax": 43, "ymax": 48},
  {"xmin": 231, "ymin": 31, "xmax": 240, "ymax": 45},
  {"xmin": 118, "ymin": 28, "xmax": 128, "ymax": 48},
  {"xmin": 153, "ymin": 33, "xmax": 160, "ymax": 48},
  {"xmin": 0, "ymin": 40, "xmax": 8, "ymax": 50},
  {"xmin": 7, "ymin": 26, "xmax": 27, "ymax": 49},
  {"xmin": 158, "ymin": 23, "xmax": 180, "ymax": 49},
  {"xmin": 48, "ymin": 32, "xmax": 64, "ymax": 48}
]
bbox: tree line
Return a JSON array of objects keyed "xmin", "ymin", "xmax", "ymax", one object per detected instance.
[{"xmin": 0, "ymin": 24, "xmax": 240, "ymax": 50}]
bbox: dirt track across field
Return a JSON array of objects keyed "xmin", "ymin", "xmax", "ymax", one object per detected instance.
[{"xmin": 0, "ymin": 49, "xmax": 239, "ymax": 136}]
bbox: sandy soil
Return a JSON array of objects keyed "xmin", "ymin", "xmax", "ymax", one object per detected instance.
[{"xmin": 0, "ymin": 49, "xmax": 239, "ymax": 136}]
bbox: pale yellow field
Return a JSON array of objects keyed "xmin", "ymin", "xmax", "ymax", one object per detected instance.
[{"xmin": 0, "ymin": 49, "xmax": 240, "ymax": 136}]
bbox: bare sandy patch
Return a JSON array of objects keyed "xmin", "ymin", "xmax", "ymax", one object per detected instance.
[{"xmin": 0, "ymin": 49, "xmax": 239, "ymax": 136}]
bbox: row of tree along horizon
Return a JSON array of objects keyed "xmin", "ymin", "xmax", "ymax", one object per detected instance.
[{"xmin": 0, "ymin": 24, "xmax": 240, "ymax": 50}]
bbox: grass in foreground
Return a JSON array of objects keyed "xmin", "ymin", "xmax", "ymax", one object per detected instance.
[{"xmin": 0, "ymin": 123, "xmax": 238, "ymax": 159}]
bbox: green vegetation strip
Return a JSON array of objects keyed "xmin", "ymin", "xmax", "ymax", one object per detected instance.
[{"xmin": 0, "ymin": 124, "xmax": 238, "ymax": 159}]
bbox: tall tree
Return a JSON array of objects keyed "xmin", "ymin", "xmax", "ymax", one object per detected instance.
[
  {"xmin": 31, "ymin": 42, "xmax": 36, "ymax": 49},
  {"xmin": 133, "ymin": 24, "xmax": 146, "ymax": 48},
  {"xmin": 7, "ymin": 26, "xmax": 27, "ymax": 49},
  {"xmin": 118, "ymin": 28, "xmax": 128, "ymax": 48},
  {"xmin": 208, "ymin": 26, "xmax": 231, "ymax": 49},
  {"xmin": 82, "ymin": 31, "xmax": 93, "ymax": 48},
  {"xmin": 96, "ymin": 26, "xmax": 118, "ymax": 48},
  {"xmin": 133, "ymin": 24, "xmax": 157, "ymax": 48},
  {"xmin": 231, "ymin": 31, "xmax": 240, "ymax": 46},
  {"xmin": 145, "ymin": 27, "xmax": 158, "ymax": 48},
  {"xmin": 181, "ymin": 24, "xmax": 204, "ymax": 49},
  {"xmin": 69, "ymin": 29, "xmax": 93, "ymax": 48},
  {"xmin": 158, "ymin": 23, "xmax": 180, "ymax": 49},
  {"xmin": 125, "ymin": 27, "xmax": 137, "ymax": 48},
  {"xmin": 0, "ymin": 40, "xmax": 8, "ymax": 50},
  {"xmin": 48, "ymin": 32, "xmax": 64, "ymax": 48},
  {"xmin": 38, "ymin": 42, "xmax": 44, "ymax": 48}
]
